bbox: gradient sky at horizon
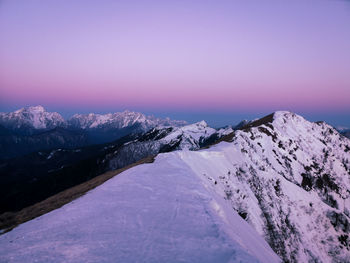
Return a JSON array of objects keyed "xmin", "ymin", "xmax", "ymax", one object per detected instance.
[{"xmin": 0, "ymin": 0, "xmax": 349, "ymax": 127}]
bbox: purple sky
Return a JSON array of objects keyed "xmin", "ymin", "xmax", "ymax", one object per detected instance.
[{"xmin": 0, "ymin": 0, "xmax": 349, "ymax": 127}]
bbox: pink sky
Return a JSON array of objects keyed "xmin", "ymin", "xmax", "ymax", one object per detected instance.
[{"xmin": 0, "ymin": 0, "xmax": 349, "ymax": 118}]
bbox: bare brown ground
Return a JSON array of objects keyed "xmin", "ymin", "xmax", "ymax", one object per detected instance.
[{"xmin": 0, "ymin": 156, "xmax": 155, "ymax": 234}]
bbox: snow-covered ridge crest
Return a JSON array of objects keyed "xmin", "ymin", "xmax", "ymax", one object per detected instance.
[
  {"xmin": 145, "ymin": 120, "xmax": 233, "ymax": 150},
  {"xmin": 0, "ymin": 105, "xmax": 65, "ymax": 130},
  {"xmin": 161, "ymin": 120, "xmax": 216, "ymax": 149},
  {"xmin": 107, "ymin": 120, "xmax": 233, "ymax": 170},
  {"xmin": 0, "ymin": 143, "xmax": 280, "ymax": 263}
]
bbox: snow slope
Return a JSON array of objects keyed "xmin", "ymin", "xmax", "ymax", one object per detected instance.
[{"xmin": 0, "ymin": 153, "xmax": 279, "ymax": 263}]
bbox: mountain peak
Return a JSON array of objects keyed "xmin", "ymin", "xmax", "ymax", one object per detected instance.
[
  {"xmin": 29, "ymin": 105, "xmax": 45, "ymax": 112},
  {"xmin": 15, "ymin": 105, "xmax": 46, "ymax": 114},
  {"xmin": 272, "ymin": 110, "xmax": 300, "ymax": 122},
  {"xmin": 201, "ymin": 112, "xmax": 350, "ymax": 262},
  {"xmin": 1, "ymin": 106, "xmax": 65, "ymax": 131},
  {"xmin": 239, "ymin": 111, "xmax": 308, "ymax": 131},
  {"xmin": 196, "ymin": 120, "xmax": 208, "ymax": 127}
]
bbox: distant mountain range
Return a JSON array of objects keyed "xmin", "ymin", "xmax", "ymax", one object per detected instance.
[
  {"xmin": 0, "ymin": 105, "xmax": 187, "ymax": 133},
  {"xmin": 0, "ymin": 106, "xmax": 188, "ymax": 158},
  {"xmin": 0, "ymin": 106, "xmax": 66, "ymax": 134},
  {"xmin": 69, "ymin": 110, "xmax": 187, "ymax": 130}
]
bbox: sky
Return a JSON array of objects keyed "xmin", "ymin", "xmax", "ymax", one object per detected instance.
[{"xmin": 0, "ymin": 0, "xmax": 349, "ymax": 127}]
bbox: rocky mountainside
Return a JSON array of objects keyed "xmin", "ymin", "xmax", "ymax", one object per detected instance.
[{"xmin": 178, "ymin": 111, "xmax": 350, "ymax": 262}]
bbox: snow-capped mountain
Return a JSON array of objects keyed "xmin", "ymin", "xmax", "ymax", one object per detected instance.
[
  {"xmin": 0, "ymin": 106, "xmax": 187, "ymax": 135},
  {"xmin": 67, "ymin": 110, "xmax": 187, "ymax": 144},
  {"xmin": 0, "ymin": 107, "xmax": 189, "ymax": 156},
  {"xmin": 0, "ymin": 147, "xmax": 280, "ymax": 263},
  {"xmin": 0, "ymin": 106, "xmax": 65, "ymax": 134},
  {"xmin": 150, "ymin": 120, "xmax": 228, "ymax": 150},
  {"xmin": 68, "ymin": 110, "xmax": 187, "ymax": 130},
  {"xmin": 0, "ymin": 106, "xmax": 90, "ymax": 159},
  {"xmin": 177, "ymin": 111, "xmax": 350, "ymax": 262}
]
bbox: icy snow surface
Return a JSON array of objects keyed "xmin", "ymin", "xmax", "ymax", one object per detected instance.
[{"xmin": 0, "ymin": 152, "xmax": 279, "ymax": 263}]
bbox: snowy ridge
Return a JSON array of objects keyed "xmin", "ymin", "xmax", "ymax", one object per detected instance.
[
  {"xmin": 0, "ymin": 106, "xmax": 65, "ymax": 131},
  {"xmin": 158, "ymin": 120, "xmax": 234, "ymax": 150},
  {"xmin": 68, "ymin": 110, "xmax": 187, "ymax": 130},
  {"xmin": 106, "ymin": 121, "xmax": 233, "ymax": 170},
  {"xmin": 107, "ymin": 111, "xmax": 350, "ymax": 262},
  {"xmin": 178, "ymin": 111, "xmax": 350, "ymax": 262},
  {"xmin": 161, "ymin": 120, "xmax": 217, "ymax": 149},
  {"xmin": 0, "ymin": 150, "xmax": 280, "ymax": 263}
]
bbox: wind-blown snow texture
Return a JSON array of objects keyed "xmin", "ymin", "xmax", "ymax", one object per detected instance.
[{"xmin": 0, "ymin": 153, "xmax": 279, "ymax": 263}]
